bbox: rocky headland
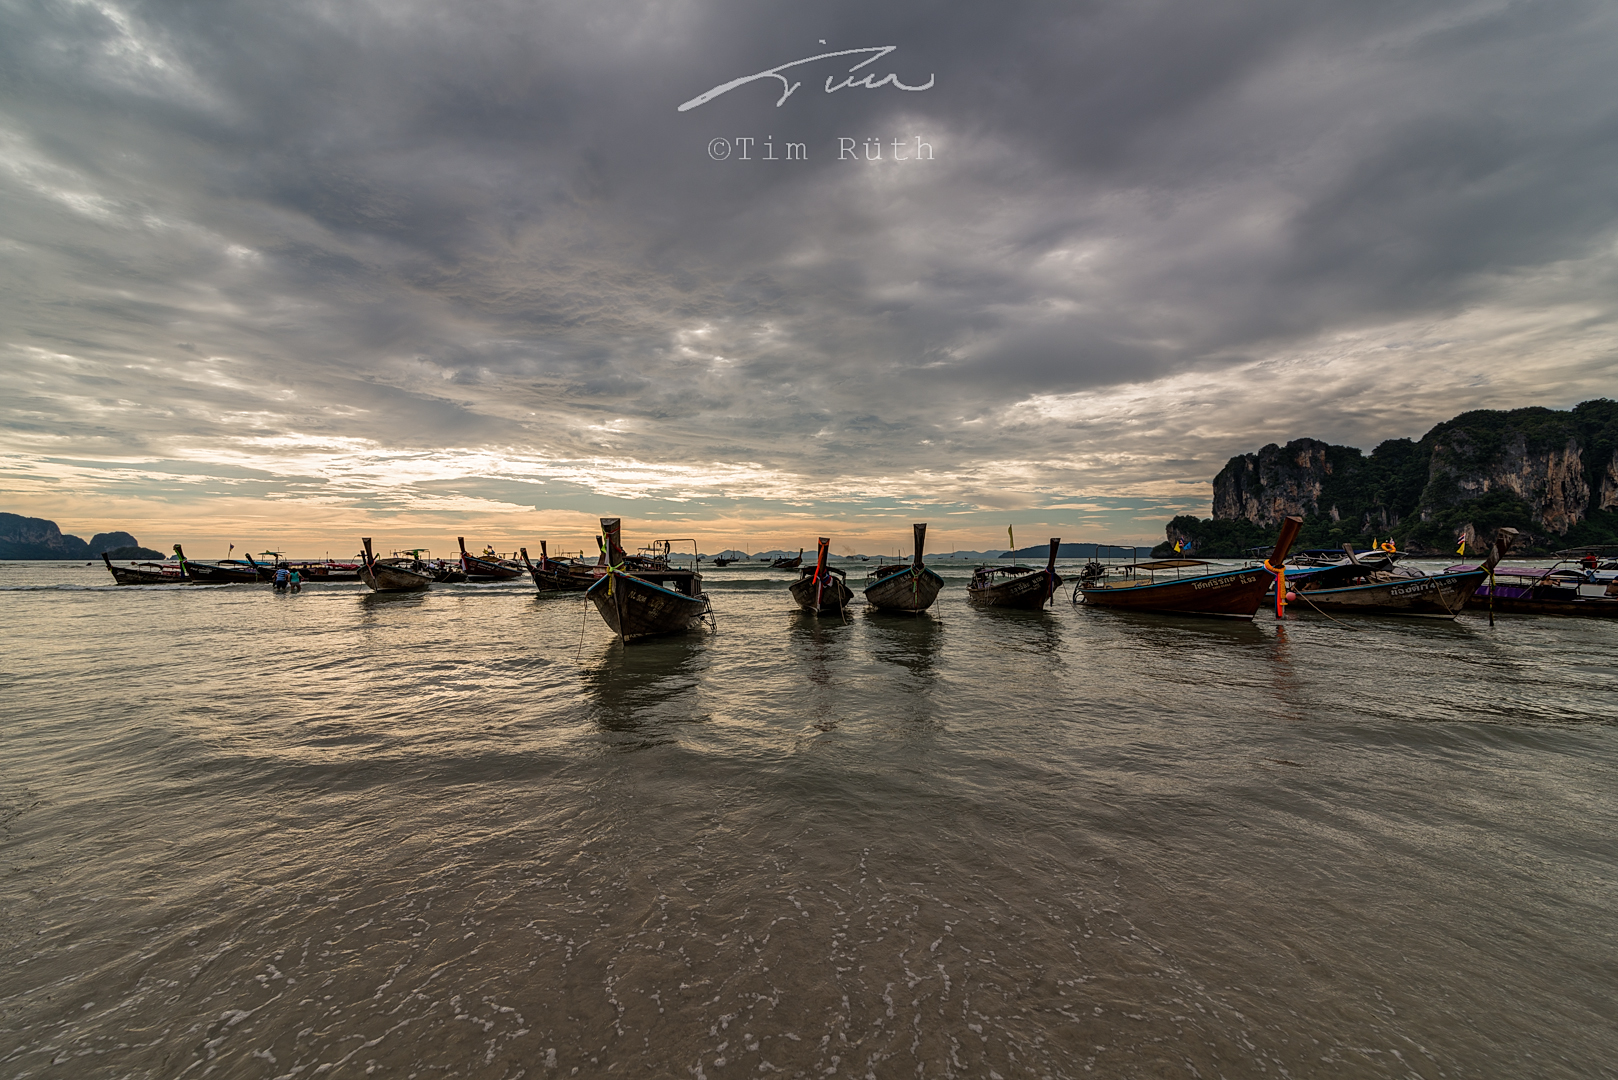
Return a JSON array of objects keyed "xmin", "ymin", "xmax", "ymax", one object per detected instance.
[
  {"xmin": 1157, "ymin": 399, "xmax": 1618, "ymax": 556},
  {"xmin": 0, "ymin": 514, "xmax": 161, "ymax": 560}
]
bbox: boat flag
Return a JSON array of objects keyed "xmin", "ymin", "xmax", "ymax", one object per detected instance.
[
  {"xmin": 1173, "ymin": 539, "xmax": 1183, "ymax": 553},
  {"xmin": 1007, "ymin": 525, "xmax": 1015, "ymax": 553},
  {"xmin": 1456, "ymin": 539, "xmax": 1466, "ymax": 556}
]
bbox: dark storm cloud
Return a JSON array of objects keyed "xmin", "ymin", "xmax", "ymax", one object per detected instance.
[{"xmin": 3, "ymin": 0, "xmax": 1618, "ymax": 521}]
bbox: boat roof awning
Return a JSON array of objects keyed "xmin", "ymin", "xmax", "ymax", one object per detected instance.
[{"xmin": 1132, "ymin": 559, "xmax": 1212, "ymax": 570}]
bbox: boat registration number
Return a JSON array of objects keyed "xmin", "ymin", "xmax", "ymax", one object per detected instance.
[{"xmin": 1192, "ymin": 573, "xmax": 1255, "ymax": 591}]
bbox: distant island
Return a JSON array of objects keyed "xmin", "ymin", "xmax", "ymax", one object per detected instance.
[
  {"xmin": 999, "ymin": 542, "xmax": 1148, "ymax": 560},
  {"xmin": 1154, "ymin": 399, "xmax": 1618, "ymax": 557},
  {"xmin": 0, "ymin": 513, "xmax": 162, "ymax": 560}
]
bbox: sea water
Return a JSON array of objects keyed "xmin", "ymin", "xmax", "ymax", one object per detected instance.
[{"xmin": 1, "ymin": 560, "xmax": 1613, "ymax": 1078}]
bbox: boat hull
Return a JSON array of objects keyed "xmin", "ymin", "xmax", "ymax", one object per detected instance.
[
  {"xmin": 359, "ymin": 563, "xmax": 433, "ymax": 593},
  {"xmin": 587, "ymin": 571, "xmax": 710, "ymax": 640},
  {"xmin": 527, "ymin": 564, "xmax": 594, "ymax": 592},
  {"xmin": 102, "ymin": 555, "xmax": 188, "ymax": 585},
  {"xmin": 287, "ymin": 563, "xmax": 361, "ymax": 583},
  {"xmin": 1289, "ymin": 570, "xmax": 1485, "ymax": 618},
  {"xmin": 461, "ymin": 555, "xmax": 523, "ymax": 581},
  {"xmin": 180, "ymin": 561, "xmax": 260, "ymax": 584},
  {"xmin": 863, "ymin": 566, "xmax": 944, "ymax": 612},
  {"xmin": 1080, "ymin": 567, "xmax": 1269, "ymax": 618},
  {"xmin": 789, "ymin": 575, "xmax": 855, "ymax": 614},
  {"xmin": 970, "ymin": 569, "xmax": 1061, "ymax": 609}
]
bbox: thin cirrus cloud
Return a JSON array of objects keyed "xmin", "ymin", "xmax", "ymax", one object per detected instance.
[{"xmin": 1, "ymin": 0, "xmax": 1616, "ymax": 551}]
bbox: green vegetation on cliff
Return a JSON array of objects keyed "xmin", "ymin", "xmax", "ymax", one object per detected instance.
[{"xmin": 1156, "ymin": 399, "xmax": 1618, "ymax": 557}]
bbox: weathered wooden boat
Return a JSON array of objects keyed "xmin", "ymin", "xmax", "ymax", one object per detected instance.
[
  {"xmin": 863, "ymin": 523, "xmax": 944, "ymax": 612},
  {"xmin": 585, "ymin": 519, "xmax": 711, "ymax": 641},
  {"xmin": 969, "ymin": 538, "xmax": 1063, "ymax": 609},
  {"xmin": 358, "ymin": 537, "xmax": 433, "ymax": 593},
  {"xmin": 771, "ymin": 549, "xmax": 804, "ymax": 569},
  {"xmin": 519, "ymin": 542, "xmax": 596, "ymax": 592},
  {"xmin": 416, "ymin": 558, "xmax": 465, "ymax": 583},
  {"xmin": 172, "ymin": 544, "xmax": 260, "ymax": 584},
  {"xmin": 789, "ymin": 538, "xmax": 855, "ymax": 614},
  {"xmin": 630, "ymin": 539, "xmax": 681, "ymax": 571},
  {"xmin": 101, "ymin": 552, "xmax": 190, "ymax": 585},
  {"xmin": 242, "ymin": 551, "xmax": 281, "ymax": 581},
  {"xmin": 457, "ymin": 536, "xmax": 524, "ymax": 582},
  {"xmin": 1076, "ymin": 518, "xmax": 1302, "ymax": 618},
  {"xmin": 1280, "ymin": 530, "xmax": 1514, "ymax": 619},
  {"xmin": 1456, "ymin": 557, "xmax": 1618, "ymax": 617},
  {"xmin": 285, "ymin": 558, "xmax": 362, "ymax": 583}
]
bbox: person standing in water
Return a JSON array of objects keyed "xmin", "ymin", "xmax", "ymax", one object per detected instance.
[{"xmin": 289, "ymin": 568, "xmax": 302, "ymax": 594}]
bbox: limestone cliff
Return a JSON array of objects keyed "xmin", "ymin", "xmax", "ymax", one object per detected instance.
[
  {"xmin": 0, "ymin": 514, "xmax": 158, "ymax": 560},
  {"xmin": 1212, "ymin": 439, "xmax": 1334, "ymax": 526},
  {"xmin": 1420, "ymin": 430, "xmax": 1588, "ymax": 534},
  {"xmin": 1180, "ymin": 399, "xmax": 1618, "ymax": 554},
  {"xmin": 1595, "ymin": 448, "xmax": 1618, "ymax": 513}
]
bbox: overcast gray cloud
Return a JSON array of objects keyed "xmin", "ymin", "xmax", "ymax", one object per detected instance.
[{"xmin": 3, "ymin": 0, "xmax": 1616, "ymax": 548}]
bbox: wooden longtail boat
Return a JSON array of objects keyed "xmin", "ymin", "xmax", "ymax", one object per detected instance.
[
  {"xmin": 863, "ymin": 523, "xmax": 944, "ymax": 612},
  {"xmin": 1456, "ymin": 556, "xmax": 1618, "ymax": 617},
  {"xmin": 519, "ymin": 542, "xmax": 595, "ymax": 592},
  {"xmin": 358, "ymin": 537, "xmax": 432, "ymax": 593},
  {"xmin": 771, "ymin": 549, "xmax": 804, "ymax": 569},
  {"xmin": 101, "ymin": 552, "xmax": 189, "ymax": 585},
  {"xmin": 457, "ymin": 536, "xmax": 524, "ymax": 582},
  {"xmin": 789, "ymin": 538, "xmax": 855, "ymax": 614},
  {"xmin": 585, "ymin": 518, "xmax": 711, "ymax": 641},
  {"xmin": 173, "ymin": 544, "xmax": 260, "ymax": 584},
  {"xmin": 418, "ymin": 558, "xmax": 465, "ymax": 583},
  {"xmin": 243, "ymin": 551, "xmax": 279, "ymax": 581},
  {"xmin": 1283, "ymin": 530, "xmax": 1514, "ymax": 619},
  {"xmin": 1076, "ymin": 518, "xmax": 1303, "ymax": 618},
  {"xmin": 969, "ymin": 538, "xmax": 1062, "ymax": 609}
]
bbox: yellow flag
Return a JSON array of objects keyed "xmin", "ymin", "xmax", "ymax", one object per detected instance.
[
  {"xmin": 1007, "ymin": 525, "xmax": 1015, "ymax": 552},
  {"xmin": 1457, "ymin": 539, "xmax": 1466, "ymax": 556},
  {"xmin": 1174, "ymin": 539, "xmax": 1183, "ymax": 553}
]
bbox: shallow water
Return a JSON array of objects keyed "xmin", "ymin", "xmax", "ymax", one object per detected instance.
[{"xmin": 1, "ymin": 559, "xmax": 1614, "ymax": 1079}]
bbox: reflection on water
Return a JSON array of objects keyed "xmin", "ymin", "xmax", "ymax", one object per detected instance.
[
  {"xmin": 863, "ymin": 609, "xmax": 943, "ymax": 680},
  {"xmin": 357, "ymin": 589, "xmax": 430, "ymax": 610},
  {"xmin": 1077, "ymin": 604, "xmax": 1273, "ymax": 648},
  {"xmin": 972, "ymin": 603, "xmax": 1067, "ymax": 658},
  {"xmin": 0, "ymin": 561, "xmax": 1614, "ymax": 1080},
  {"xmin": 788, "ymin": 608, "xmax": 852, "ymax": 690},
  {"xmin": 580, "ymin": 635, "xmax": 708, "ymax": 734}
]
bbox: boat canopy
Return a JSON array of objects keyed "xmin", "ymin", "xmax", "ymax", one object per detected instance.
[{"xmin": 1132, "ymin": 559, "xmax": 1212, "ymax": 570}]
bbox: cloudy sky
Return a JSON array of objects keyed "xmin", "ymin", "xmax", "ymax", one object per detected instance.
[{"xmin": 3, "ymin": 0, "xmax": 1616, "ymax": 555}]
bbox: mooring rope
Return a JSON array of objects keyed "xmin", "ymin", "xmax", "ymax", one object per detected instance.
[{"xmin": 1289, "ymin": 585, "xmax": 1361, "ymax": 630}]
